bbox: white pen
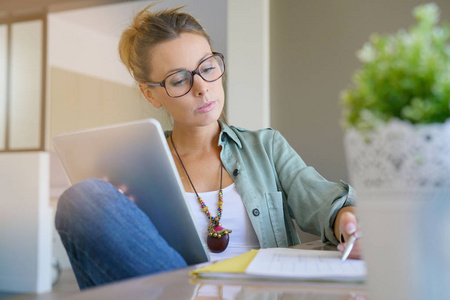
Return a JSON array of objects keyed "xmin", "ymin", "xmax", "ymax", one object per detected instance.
[{"xmin": 341, "ymin": 233, "xmax": 358, "ymax": 261}]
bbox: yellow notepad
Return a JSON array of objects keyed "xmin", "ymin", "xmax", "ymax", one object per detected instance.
[{"xmin": 190, "ymin": 250, "xmax": 259, "ymax": 277}]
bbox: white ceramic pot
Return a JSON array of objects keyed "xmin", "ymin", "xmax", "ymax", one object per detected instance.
[{"xmin": 344, "ymin": 119, "xmax": 450, "ymax": 300}]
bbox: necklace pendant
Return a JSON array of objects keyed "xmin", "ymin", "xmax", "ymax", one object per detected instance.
[
  {"xmin": 207, "ymin": 225, "xmax": 232, "ymax": 253},
  {"xmin": 171, "ymin": 136, "xmax": 230, "ymax": 253}
]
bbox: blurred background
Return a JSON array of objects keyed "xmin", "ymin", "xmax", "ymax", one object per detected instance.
[{"xmin": 1, "ymin": 0, "xmax": 450, "ymax": 295}]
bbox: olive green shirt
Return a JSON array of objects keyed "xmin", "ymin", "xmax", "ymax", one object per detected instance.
[{"xmin": 217, "ymin": 121, "xmax": 356, "ymax": 248}]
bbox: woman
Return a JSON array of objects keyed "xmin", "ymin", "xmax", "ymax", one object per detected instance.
[{"xmin": 55, "ymin": 5, "xmax": 360, "ymax": 290}]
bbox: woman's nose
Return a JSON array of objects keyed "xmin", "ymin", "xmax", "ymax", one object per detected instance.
[{"xmin": 191, "ymin": 74, "xmax": 209, "ymax": 96}]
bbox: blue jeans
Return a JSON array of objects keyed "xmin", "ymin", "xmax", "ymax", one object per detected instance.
[{"xmin": 55, "ymin": 178, "xmax": 187, "ymax": 289}]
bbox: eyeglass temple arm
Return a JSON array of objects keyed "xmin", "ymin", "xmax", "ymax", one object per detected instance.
[{"xmin": 145, "ymin": 82, "xmax": 163, "ymax": 87}]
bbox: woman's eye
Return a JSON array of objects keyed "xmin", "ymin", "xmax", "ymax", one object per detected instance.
[
  {"xmin": 201, "ymin": 66, "xmax": 215, "ymax": 74},
  {"xmin": 169, "ymin": 76, "xmax": 189, "ymax": 87}
]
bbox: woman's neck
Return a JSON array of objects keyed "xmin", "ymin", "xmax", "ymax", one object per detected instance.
[{"xmin": 170, "ymin": 121, "xmax": 221, "ymax": 156}]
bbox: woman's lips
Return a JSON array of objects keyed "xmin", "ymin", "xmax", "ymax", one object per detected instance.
[{"xmin": 195, "ymin": 101, "xmax": 216, "ymax": 113}]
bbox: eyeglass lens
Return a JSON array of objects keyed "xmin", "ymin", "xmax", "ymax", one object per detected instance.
[{"xmin": 165, "ymin": 55, "xmax": 224, "ymax": 97}]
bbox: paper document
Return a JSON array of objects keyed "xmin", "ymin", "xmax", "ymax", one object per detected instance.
[
  {"xmin": 246, "ymin": 248, "xmax": 366, "ymax": 282},
  {"xmin": 191, "ymin": 248, "xmax": 366, "ymax": 282}
]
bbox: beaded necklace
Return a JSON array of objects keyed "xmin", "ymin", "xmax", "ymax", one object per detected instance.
[{"xmin": 170, "ymin": 135, "xmax": 232, "ymax": 253}]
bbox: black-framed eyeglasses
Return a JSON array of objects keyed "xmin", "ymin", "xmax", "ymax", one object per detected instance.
[{"xmin": 145, "ymin": 52, "xmax": 225, "ymax": 98}]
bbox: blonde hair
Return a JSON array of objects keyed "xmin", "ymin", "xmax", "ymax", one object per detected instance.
[{"xmin": 118, "ymin": 5, "xmax": 211, "ymax": 83}]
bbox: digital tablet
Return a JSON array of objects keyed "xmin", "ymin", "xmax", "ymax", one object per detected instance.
[{"xmin": 52, "ymin": 118, "xmax": 210, "ymax": 265}]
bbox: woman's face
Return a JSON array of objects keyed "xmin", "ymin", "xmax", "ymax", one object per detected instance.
[{"xmin": 140, "ymin": 33, "xmax": 225, "ymax": 129}]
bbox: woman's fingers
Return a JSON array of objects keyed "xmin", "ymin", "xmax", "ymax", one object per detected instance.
[
  {"xmin": 117, "ymin": 185, "xmax": 128, "ymax": 194},
  {"xmin": 347, "ymin": 238, "xmax": 362, "ymax": 259},
  {"xmin": 338, "ymin": 236, "xmax": 362, "ymax": 259},
  {"xmin": 339, "ymin": 211, "xmax": 358, "ymax": 242},
  {"xmin": 338, "ymin": 211, "xmax": 362, "ymax": 259},
  {"xmin": 100, "ymin": 178, "xmax": 134, "ymax": 201}
]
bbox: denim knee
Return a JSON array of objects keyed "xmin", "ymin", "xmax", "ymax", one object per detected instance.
[
  {"xmin": 60, "ymin": 177, "xmax": 115, "ymax": 204},
  {"xmin": 55, "ymin": 178, "xmax": 116, "ymax": 231}
]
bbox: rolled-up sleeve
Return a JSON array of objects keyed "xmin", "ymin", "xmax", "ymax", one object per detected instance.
[{"xmin": 271, "ymin": 130, "xmax": 356, "ymax": 245}]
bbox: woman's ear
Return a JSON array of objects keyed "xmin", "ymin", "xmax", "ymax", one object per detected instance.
[{"xmin": 138, "ymin": 82, "xmax": 163, "ymax": 109}]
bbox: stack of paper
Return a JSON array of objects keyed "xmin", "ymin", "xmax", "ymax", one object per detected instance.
[{"xmin": 191, "ymin": 248, "xmax": 366, "ymax": 283}]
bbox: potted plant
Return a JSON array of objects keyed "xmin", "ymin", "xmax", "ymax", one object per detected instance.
[{"xmin": 340, "ymin": 3, "xmax": 450, "ymax": 299}]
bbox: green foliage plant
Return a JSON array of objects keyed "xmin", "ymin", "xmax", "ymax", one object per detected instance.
[{"xmin": 341, "ymin": 3, "xmax": 450, "ymax": 132}]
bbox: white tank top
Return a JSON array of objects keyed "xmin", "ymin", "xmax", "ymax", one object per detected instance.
[{"xmin": 185, "ymin": 183, "xmax": 260, "ymax": 261}]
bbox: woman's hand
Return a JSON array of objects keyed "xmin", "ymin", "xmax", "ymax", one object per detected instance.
[{"xmin": 335, "ymin": 206, "xmax": 362, "ymax": 260}]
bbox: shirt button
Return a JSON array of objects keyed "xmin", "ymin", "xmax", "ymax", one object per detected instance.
[
  {"xmin": 221, "ymin": 134, "xmax": 226, "ymax": 142},
  {"xmin": 252, "ymin": 208, "xmax": 260, "ymax": 216},
  {"xmin": 233, "ymin": 169, "xmax": 240, "ymax": 176}
]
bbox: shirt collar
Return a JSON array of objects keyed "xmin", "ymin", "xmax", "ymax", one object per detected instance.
[{"xmin": 218, "ymin": 120, "xmax": 242, "ymax": 148}]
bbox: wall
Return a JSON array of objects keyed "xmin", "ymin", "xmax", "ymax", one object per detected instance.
[
  {"xmin": 226, "ymin": 0, "xmax": 270, "ymax": 130},
  {"xmin": 270, "ymin": 0, "xmax": 450, "ymax": 183},
  {"xmin": 48, "ymin": 12, "xmax": 133, "ymax": 87},
  {"xmin": 0, "ymin": 25, "xmax": 6, "ymax": 149},
  {"xmin": 49, "ymin": 67, "xmax": 169, "ymax": 144},
  {"xmin": 0, "ymin": 153, "xmax": 51, "ymax": 293}
]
